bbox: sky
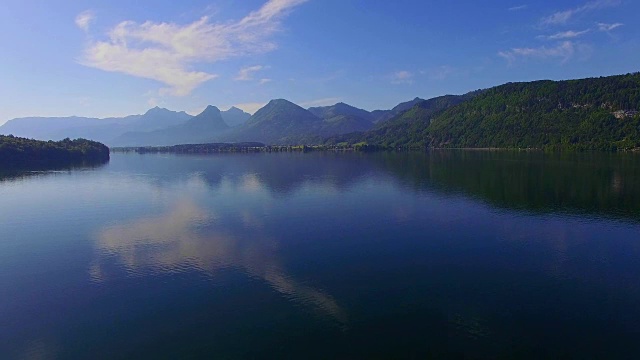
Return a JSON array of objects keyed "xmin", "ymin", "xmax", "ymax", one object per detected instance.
[{"xmin": 0, "ymin": 0, "xmax": 639, "ymax": 124}]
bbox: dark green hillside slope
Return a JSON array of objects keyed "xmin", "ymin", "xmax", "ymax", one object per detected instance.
[
  {"xmin": 320, "ymin": 115, "xmax": 373, "ymax": 135},
  {"xmin": 0, "ymin": 135, "xmax": 110, "ymax": 167},
  {"xmin": 429, "ymin": 73, "xmax": 640, "ymax": 150},
  {"xmin": 325, "ymin": 94, "xmax": 474, "ymax": 147},
  {"xmin": 368, "ymin": 94, "xmax": 477, "ymax": 147}
]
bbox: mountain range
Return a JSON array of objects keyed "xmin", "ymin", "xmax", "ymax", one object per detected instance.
[
  {"xmin": 0, "ymin": 96, "xmax": 422, "ymax": 147},
  {"xmin": 2, "ymin": 72, "xmax": 639, "ymax": 150},
  {"xmin": 0, "ymin": 106, "xmax": 250, "ymax": 146},
  {"xmin": 112, "ymin": 105, "xmax": 231, "ymax": 146}
]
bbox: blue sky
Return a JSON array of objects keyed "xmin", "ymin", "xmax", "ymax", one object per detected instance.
[{"xmin": 1, "ymin": 0, "xmax": 638, "ymax": 124}]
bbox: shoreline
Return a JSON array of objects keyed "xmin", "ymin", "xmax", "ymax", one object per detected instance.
[{"xmin": 110, "ymin": 143, "xmax": 640, "ymax": 154}]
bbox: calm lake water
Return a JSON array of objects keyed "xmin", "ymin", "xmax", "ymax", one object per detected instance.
[{"xmin": 2, "ymin": 151, "xmax": 640, "ymax": 359}]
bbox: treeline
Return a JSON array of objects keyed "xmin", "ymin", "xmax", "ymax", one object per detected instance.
[
  {"xmin": 0, "ymin": 135, "xmax": 110, "ymax": 167},
  {"xmin": 111, "ymin": 142, "xmax": 389, "ymax": 154},
  {"xmin": 112, "ymin": 142, "xmax": 266, "ymax": 154},
  {"xmin": 328, "ymin": 73, "xmax": 640, "ymax": 151}
]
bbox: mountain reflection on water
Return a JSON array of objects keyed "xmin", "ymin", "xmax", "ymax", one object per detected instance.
[
  {"xmin": 106, "ymin": 151, "xmax": 640, "ymax": 221},
  {"xmin": 379, "ymin": 150, "xmax": 640, "ymax": 220}
]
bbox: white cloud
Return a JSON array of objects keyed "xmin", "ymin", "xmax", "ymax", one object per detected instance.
[
  {"xmin": 546, "ymin": 29, "xmax": 590, "ymax": 40},
  {"xmin": 509, "ymin": 5, "xmax": 528, "ymax": 11},
  {"xmin": 499, "ymin": 41, "xmax": 576, "ymax": 64},
  {"xmin": 597, "ymin": 22, "xmax": 624, "ymax": 32},
  {"xmin": 235, "ymin": 65, "xmax": 265, "ymax": 81},
  {"xmin": 390, "ymin": 70, "xmax": 414, "ymax": 84},
  {"xmin": 78, "ymin": 0, "xmax": 308, "ymax": 96},
  {"xmin": 541, "ymin": 0, "xmax": 620, "ymax": 25},
  {"xmin": 75, "ymin": 10, "xmax": 95, "ymax": 32},
  {"xmin": 299, "ymin": 98, "xmax": 340, "ymax": 107},
  {"xmin": 259, "ymin": 78, "xmax": 272, "ymax": 85}
]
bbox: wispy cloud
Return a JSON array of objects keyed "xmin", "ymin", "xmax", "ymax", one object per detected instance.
[
  {"xmin": 299, "ymin": 98, "xmax": 340, "ymax": 107},
  {"xmin": 424, "ymin": 65, "xmax": 456, "ymax": 80},
  {"xmin": 390, "ymin": 70, "xmax": 414, "ymax": 84},
  {"xmin": 259, "ymin": 78, "xmax": 272, "ymax": 85},
  {"xmin": 78, "ymin": 0, "xmax": 308, "ymax": 96},
  {"xmin": 546, "ymin": 29, "xmax": 590, "ymax": 40},
  {"xmin": 542, "ymin": 9, "xmax": 574, "ymax": 25},
  {"xmin": 235, "ymin": 65, "xmax": 265, "ymax": 81},
  {"xmin": 597, "ymin": 22, "xmax": 624, "ymax": 32},
  {"xmin": 509, "ymin": 5, "xmax": 528, "ymax": 11},
  {"xmin": 75, "ymin": 10, "xmax": 95, "ymax": 32},
  {"xmin": 541, "ymin": 0, "xmax": 620, "ymax": 25},
  {"xmin": 499, "ymin": 41, "xmax": 576, "ymax": 64}
]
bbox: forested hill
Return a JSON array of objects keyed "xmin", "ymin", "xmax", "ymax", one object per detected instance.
[
  {"xmin": 428, "ymin": 73, "xmax": 640, "ymax": 150},
  {"xmin": 326, "ymin": 93, "xmax": 479, "ymax": 147},
  {"xmin": 327, "ymin": 73, "xmax": 640, "ymax": 150},
  {"xmin": 0, "ymin": 135, "xmax": 110, "ymax": 167}
]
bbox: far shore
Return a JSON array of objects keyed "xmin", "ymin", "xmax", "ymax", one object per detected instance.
[{"xmin": 109, "ymin": 143, "xmax": 640, "ymax": 154}]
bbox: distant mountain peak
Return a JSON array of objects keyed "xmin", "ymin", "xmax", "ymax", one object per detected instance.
[
  {"xmin": 334, "ymin": 102, "xmax": 353, "ymax": 109},
  {"xmin": 231, "ymin": 99, "xmax": 322, "ymax": 143},
  {"xmin": 200, "ymin": 105, "xmax": 221, "ymax": 114},
  {"xmin": 268, "ymin": 98, "xmax": 292, "ymax": 105},
  {"xmin": 260, "ymin": 99, "xmax": 311, "ymax": 113},
  {"xmin": 180, "ymin": 105, "xmax": 229, "ymax": 131},
  {"xmin": 144, "ymin": 106, "xmax": 172, "ymax": 116},
  {"xmin": 307, "ymin": 101, "xmax": 374, "ymax": 123}
]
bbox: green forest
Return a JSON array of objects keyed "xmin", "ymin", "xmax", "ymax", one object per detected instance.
[
  {"xmin": 332, "ymin": 73, "xmax": 640, "ymax": 151},
  {"xmin": 325, "ymin": 94, "xmax": 477, "ymax": 148},
  {"xmin": 0, "ymin": 135, "xmax": 110, "ymax": 167}
]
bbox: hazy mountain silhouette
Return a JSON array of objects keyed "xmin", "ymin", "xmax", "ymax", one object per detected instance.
[
  {"xmin": 0, "ymin": 107, "xmax": 191, "ymax": 144},
  {"xmin": 221, "ymin": 107, "xmax": 251, "ymax": 127},
  {"xmin": 112, "ymin": 106, "xmax": 231, "ymax": 146}
]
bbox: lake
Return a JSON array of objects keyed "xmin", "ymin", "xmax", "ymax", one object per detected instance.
[{"xmin": 2, "ymin": 151, "xmax": 640, "ymax": 359}]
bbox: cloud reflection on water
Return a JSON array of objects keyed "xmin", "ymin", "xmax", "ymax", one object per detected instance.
[{"xmin": 92, "ymin": 200, "xmax": 347, "ymax": 325}]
